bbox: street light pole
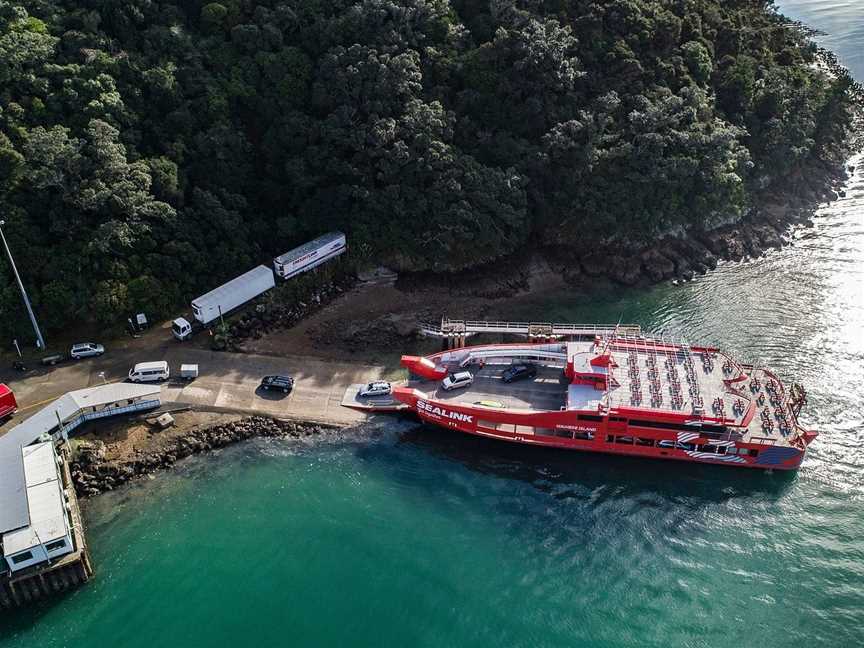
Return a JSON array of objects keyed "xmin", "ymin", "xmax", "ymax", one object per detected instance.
[{"xmin": 0, "ymin": 220, "xmax": 46, "ymax": 350}]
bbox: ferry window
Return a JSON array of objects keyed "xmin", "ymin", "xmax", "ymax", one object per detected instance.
[
  {"xmin": 477, "ymin": 420, "xmax": 499, "ymax": 430},
  {"xmin": 635, "ymin": 438, "xmax": 654, "ymax": 447},
  {"xmin": 573, "ymin": 432, "xmax": 593, "ymax": 441},
  {"xmin": 609, "ymin": 417, "xmax": 626, "ymax": 423},
  {"xmin": 579, "ymin": 415, "xmax": 603, "ymax": 422},
  {"xmin": 46, "ymin": 539, "xmax": 66, "ymax": 552},
  {"xmin": 11, "ymin": 551, "xmax": 33, "ymax": 564},
  {"xmin": 748, "ymin": 449, "xmax": 759, "ymax": 457}
]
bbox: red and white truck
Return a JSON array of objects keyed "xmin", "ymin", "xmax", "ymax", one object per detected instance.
[
  {"xmin": 273, "ymin": 232, "xmax": 346, "ymax": 280},
  {"xmin": 0, "ymin": 383, "xmax": 17, "ymax": 420}
]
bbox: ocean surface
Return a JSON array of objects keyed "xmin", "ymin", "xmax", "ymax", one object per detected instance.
[
  {"xmin": 775, "ymin": 0, "xmax": 864, "ymax": 80},
  {"xmin": 2, "ymin": 3, "xmax": 864, "ymax": 645}
]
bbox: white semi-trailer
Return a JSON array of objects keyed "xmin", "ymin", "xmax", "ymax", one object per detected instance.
[
  {"xmin": 274, "ymin": 232, "xmax": 346, "ymax": 280},
  {"xmin": 172, "ymin": 265, "xmax": 275, "ymax": 340}
]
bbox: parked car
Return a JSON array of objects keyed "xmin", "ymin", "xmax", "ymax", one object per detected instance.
[
  {"xmin": 358, "ymin": 381, "xmax": 391, "ymax": 397},
  {"xmin": 501, "ymin": 363, "xmax": 537, "ymax": 383},
  {"xmin": 41, "ymin": 353, "xmax": 65, "ymax": 366},
  {"xmin": 70, "ymin": 342, "xmax": 105, "ymax": 359},
  {"xmin": 128, "ymin": 361, "xmax": 170, "ymax": 383},
  {"xmin": 260, "ymin": 375, "xmax": 294, "ymax": 394},
  {"xmin": 441, "ymin": 371, "xmax": 473, "ymax": 391}
]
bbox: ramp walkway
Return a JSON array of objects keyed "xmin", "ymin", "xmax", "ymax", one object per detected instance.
[{"xmin": 419, "ymin": 318, "xmax": 640, "ymax": 339}]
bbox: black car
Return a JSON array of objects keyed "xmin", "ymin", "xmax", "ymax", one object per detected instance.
[
  {"xmin": 260, "ymin": 375, "xmax": 294, "ymax": 393},
  {"xmin": 501, "ymin": 363, "xmax": 537, "ymax": 383}
]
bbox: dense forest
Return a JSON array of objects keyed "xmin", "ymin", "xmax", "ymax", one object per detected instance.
[{"xmin": 0, "ymin": 0, "xmax": 857, "ymax": 339}]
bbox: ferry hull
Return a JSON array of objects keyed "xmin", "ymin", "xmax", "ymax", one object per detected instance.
[{"xmin": 394, "ymin": 389, "xmax": 805, "ymax": 471}]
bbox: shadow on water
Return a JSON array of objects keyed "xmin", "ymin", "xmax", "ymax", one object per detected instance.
[
  {"xmin": 0, "ymin": 591, "xmax": 73, "ymax": 639},
  {"xmin": 383, "ymin": 423, "xmax": 796, "ymax": 504}
]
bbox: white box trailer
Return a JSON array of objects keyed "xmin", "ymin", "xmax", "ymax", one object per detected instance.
[
  {"xmin": 274, "ymin": 232, "xmax": 347, "ymax": 280},
  {"xmin": 191, "ymin": 265, "xmax": 275, "ymax": 326}
]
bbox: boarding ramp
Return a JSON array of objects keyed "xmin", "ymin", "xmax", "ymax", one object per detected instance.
[
  {"xmin": 420, "ymin": 318, "xmax": 641, "ymax": 340},
  {"xmin": 341, "ymin": 384, "xmax": 410, "ymax": 412}
]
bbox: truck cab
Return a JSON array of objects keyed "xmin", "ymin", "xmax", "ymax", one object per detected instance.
[{"xmin": 172, "ymin": 317, "xmax": 193, "ymax": 341}]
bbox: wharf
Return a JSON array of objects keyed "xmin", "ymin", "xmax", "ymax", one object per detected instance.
[
  {"xmin": 419, "ymin": 318, "xmax": 641, "ymax": 339},
  {"xmin": 0, "ymin": 444, "xmax": 93, "ymax": 609}
]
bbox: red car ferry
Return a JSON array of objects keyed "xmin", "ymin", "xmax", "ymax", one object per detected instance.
[{"xmin": 391, "ymin": 334, "xmax": 816, "ymax": 471}]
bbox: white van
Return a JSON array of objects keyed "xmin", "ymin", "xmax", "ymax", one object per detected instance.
[{"xmin": 128, "ymin": 361, "xmax": 170, "ymax": 383}]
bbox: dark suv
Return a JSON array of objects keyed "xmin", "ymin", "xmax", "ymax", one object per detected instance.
[
  {"xmin": 260, "ymin": 375, "xmax": 294, "ymax": 393},
  {"xmin": 501, "ymin": 363, "xmax": 537, "ymax": 383}
]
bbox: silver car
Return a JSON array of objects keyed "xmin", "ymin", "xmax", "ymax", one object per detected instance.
[
  {"xmin": 358, "ymin": 381, "xmax": 391, "ymax": 397},
  {"xmin": 70, "ymin": 342, "xmax": 105, "ymax": 359}
]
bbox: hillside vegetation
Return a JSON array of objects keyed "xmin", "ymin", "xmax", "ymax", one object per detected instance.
[{"xmin": 0, "ymin": 0, "xmax": 857, "ymax": 338}]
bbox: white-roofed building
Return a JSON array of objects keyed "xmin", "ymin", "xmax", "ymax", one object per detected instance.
[
  {"xmin": 0, "ymin": 382, "xmax": 161, "ymax": 451},
  {"xmin": 0, "ymin": 382, "xmax": 161, "ymax": 574},
  {"xmin": 2, "ymin": 442, "xmax": 73, "ymax": 572}
]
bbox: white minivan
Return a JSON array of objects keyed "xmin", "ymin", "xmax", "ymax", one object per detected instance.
[{"xmin": 128, "ymin": 361, "xmax": 170, "ymax": 383}]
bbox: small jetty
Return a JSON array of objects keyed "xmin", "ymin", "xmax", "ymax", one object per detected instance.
[
  {"xmin": 0, "ymin": 383, "xmax": 162, "ymax": 608},
  {"xmin": 0, "ymin": 443, "xmax": 93, "ymax": 608}
]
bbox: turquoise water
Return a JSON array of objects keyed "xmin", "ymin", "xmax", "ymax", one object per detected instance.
[{"xmin": 1, "ymin": 156, "xmax": 861, "ymax": 646}]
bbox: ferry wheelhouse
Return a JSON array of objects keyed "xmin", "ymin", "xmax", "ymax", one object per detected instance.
[{"xmin": 391, "ymin": 334, "xmax": 816, "ymax": 471}]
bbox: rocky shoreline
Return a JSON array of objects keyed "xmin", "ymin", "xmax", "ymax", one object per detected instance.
[
  {"xmin": 71, "ymin": 416, "xmax": 336, "ymax": 497},
  {"xmin": 396, "ymin": 158, "xmax": 856, "ymax": 294}
]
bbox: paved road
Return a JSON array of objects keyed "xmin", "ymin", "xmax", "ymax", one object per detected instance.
[{"xmin": 0, "ymin": 326, "xmax": 394, "ymax": 429}]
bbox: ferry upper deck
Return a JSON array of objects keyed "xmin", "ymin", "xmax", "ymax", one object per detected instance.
[{"xmin": 403, "ymin": 337, "xmax": 809, "ymax": 448}]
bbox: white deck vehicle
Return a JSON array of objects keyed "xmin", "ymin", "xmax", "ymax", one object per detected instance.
[
  {"xmin": 442, "ymin": 371, "xmax": 474, "ymax": 391},
  {"xmin": 358, "ymin": 381, "xmax": 391, "ymax": 397}
]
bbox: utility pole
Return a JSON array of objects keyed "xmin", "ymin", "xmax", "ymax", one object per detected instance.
[{"xmin": 0, "ymin": 219, "xmax": 46, "ymax": 350}]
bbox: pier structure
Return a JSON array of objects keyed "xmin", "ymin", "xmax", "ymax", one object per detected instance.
[
  {"xmin": 0, "ymin": 382, "xmax": 161, "ymax": 608},
  {"xmin": 0, "ymin": 442, "xmax": 93, "ymax": 608},
  {"xmin": 420, "ymin": 318, "xmax": 641, "ymax": 349}
]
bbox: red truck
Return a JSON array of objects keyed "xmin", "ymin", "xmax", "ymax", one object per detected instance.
[{"xmin": 0, "ymin": 383, "xmax": 17, "ymax": 420}]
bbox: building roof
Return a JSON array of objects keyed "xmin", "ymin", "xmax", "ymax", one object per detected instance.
[
  {"xmin": 2, "ymin": 442, "xmax": 68, "ymax": 556},
  {"xmin": 0, "ymin": 444, "xmax": 28, "ymax": 534},
  {"xmin": 0, "ymin": 382, "xmax": 161, "ymax": 536},
  {"xmin": 22, "ymin": 442, "xmax": 59, "ymax": 487},
  {"xmin": 0, "ymin": 382, "xmax": 160, "ymax": 451}
]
